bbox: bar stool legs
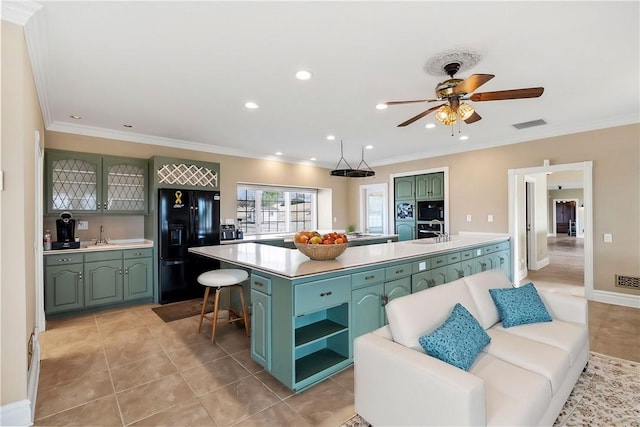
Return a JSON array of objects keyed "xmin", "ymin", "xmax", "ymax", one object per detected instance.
[{"xmin": 198, "ymin": 284, "xmax": 250, "ymax": 343}]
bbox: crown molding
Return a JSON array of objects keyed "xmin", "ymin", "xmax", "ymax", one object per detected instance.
[
  {"xmin": 46, "ymin": 121, "xmax": 334, "ymax": 169},
  {"xmin": 1, "ymin": 1, "xmax": 41, "ymax": 26}
]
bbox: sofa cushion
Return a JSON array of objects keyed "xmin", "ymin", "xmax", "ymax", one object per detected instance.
[
  {"xmin": 471, "ymin": 352, "xmax": 553, "ymax": 426},
  {"xmin": 386, "ymin": 278, "xmax": 480, "ymax": 350},
  {"xmin": 418, "ymin": 303, "xmax": 491, "ymax": 371},
  {"xmin": 489, "ymin": 283, "xmax": 552, "ymax": 328},
  {"xmin": 484, "ymin": 328, "xmax": 570, "ymax": 394},
  {"xmin": 464, "ymin": 270, "xmax": 513, "ymax": 329},
  {"xmin": 492, "ymin": 319, "xmax": 588, "ymax": 367}
]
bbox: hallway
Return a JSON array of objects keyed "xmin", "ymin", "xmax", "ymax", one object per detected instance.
[{"xmin": 525, "ymin": 235, "xmax": 584, "ymax": 287}]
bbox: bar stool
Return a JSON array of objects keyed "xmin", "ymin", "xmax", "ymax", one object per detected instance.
[{"xmin": 197, "ymin": 269, "xmax": 250, "ymax": 343}]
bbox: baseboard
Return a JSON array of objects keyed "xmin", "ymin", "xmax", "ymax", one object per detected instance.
[
  {"xmin": 27, "ymin": 335, "xmax": 41, "ymax": 422},
  {"xmin": 529, "ymin": 257, "xmax": 549, "ymax": 271},
  {"xmin": 0, "ymin": 399, "xmax": 32, "ymax": 427},
  {"xmin": 593, "ymin": 290, "xmax": 640, "ymax": 309}
]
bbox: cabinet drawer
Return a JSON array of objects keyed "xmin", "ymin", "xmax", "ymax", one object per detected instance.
[
  {"xmin": 447, "ymin": 252, "xmax": 462, "ymax": 264},
  {"xmin": 251, "ymin": 273, "xmax": 272, "ymax": 295},
  {"xmin": 384, "ymin": 263, "xmax": 412, "ymax": 281},
  {"xmin": 461, "ymin": 250, "xmax": 475, "ymax": 261},
  {"xmin": 295, "ymin": 275, "xmax": 350, "ymax": 316},
  {"xmin": 431, "ymin": 254, "xmax": 448, "ymax": 268},
  {"xmin": 46, "ymin": 253, "xmax": 84, "ymax": 266},
  {"xmin": 483, "ymin": 242, "xmax": 508, "ymax": 254},
  {"xmin": 352, "ymin": 269, "xmax": 385, "ymax": 288},
  {"xmin": 412, "ymin": 258, "xmax": 432, "ymax": 273},
  {"xmin": 84, "ymin": 250, "xmax": 123, "ymax": 262},
  {"xmin": 123, "ymin": 248, "xmax": 153, "ymax": 259}
]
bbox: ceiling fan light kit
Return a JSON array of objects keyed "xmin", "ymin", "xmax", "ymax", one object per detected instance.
[{"xmin": 386, "ymin": 48, "xmax": 544, "ymax": 130}]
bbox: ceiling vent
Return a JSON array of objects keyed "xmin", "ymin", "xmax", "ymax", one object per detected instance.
[{"xmin": 512, "ymin": 119, "xmax": 547, "ymax": 130}]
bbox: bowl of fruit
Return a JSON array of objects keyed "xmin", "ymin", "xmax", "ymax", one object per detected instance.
[{"xmin": 293, "ymin": 231, "xmax": 349, "ymax": 260}]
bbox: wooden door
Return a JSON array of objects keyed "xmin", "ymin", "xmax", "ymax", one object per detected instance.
[{"xmin": 556, "ymin": 201, "xmax": 576, "ymax": 234}]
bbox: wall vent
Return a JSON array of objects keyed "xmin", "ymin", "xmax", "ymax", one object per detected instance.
[
  {"xmin": 615, "ymin": 275, "xmax": 640, "ymax": 290},
  {"xmin": 512, "ymin": 119, "xmax": 547, "ymax": 130}
]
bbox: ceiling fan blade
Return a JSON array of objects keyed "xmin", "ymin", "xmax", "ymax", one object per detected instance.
[
  {"xmin": 453, "ymin": 74, "xmax": 495, "ymax": 95},
  {"xmin": 397, "ymin": 104, "xmax": 444, "ymax": 127},
  {"xmin": 470, "ymin": 87, "xmax": 544, "ymax": 102},
  {"xmin": 464, "ymin": 111, "xmax": 482, "ymax": 124},
  {"xmin": 385, "ymin": 99, "xmax": 439, "ymax": 105}
]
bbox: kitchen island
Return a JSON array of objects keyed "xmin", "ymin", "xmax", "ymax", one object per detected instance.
[{"xmin": 190, "ymin": 233, "xmax": 510, "ymax": 392}]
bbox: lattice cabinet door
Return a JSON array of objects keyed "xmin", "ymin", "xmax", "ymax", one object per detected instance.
[
  {"xmin": 46, "ymin": 150, "xmax": 102, "ymax": 214},
  {"xmin": 102, "ymin": 157, "xmax": 148, "ymax": 214}
]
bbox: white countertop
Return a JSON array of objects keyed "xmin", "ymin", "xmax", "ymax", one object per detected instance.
[
  {"xmin": 189, "ymin": 233, "xmax": 509, "ymax": 279},
  {"xmin": 220, "ymin": 233, "xmax": 398, "ymax": 245},
  {"xmin": 43, "ymin": 239, "xmax": 154, "ymax": 255}
]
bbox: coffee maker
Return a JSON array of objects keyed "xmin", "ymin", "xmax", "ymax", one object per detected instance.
[{"xmin": 52, "ymin": 211, "xmax": 80, "ymax": 250}]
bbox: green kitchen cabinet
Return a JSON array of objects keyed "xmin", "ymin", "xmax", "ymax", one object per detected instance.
[
  {"xmin": 46, "ymin": 150, "xmax": 102, "ymax": 214},
  {"xmin": 394, "ymin": 176, "xmax": 415, "ymax": 199},
  {"xmin": 123, "ymin": 249, "xmax": 153, "ymax": 300},
  {"xmin": 102, "ymin": 156, "xmax": 148, "ymax": 214},
  {"xmin": 45, "ymin": 149, "xmax": 148, "ymax": 215},
  {"xmin": 473, "ymin": 255, "xmax": 490, "ymax": 274},
  {"xmin": 430, "ymin": 266, "xmax": 448, "ymax": 286},
  {"xmin": 84, "ymin": 259, "xmax": 123, "ymax": 307},
  {"xmin": 412, "ymin": 270, "xmax": 433, "ymax": 293},
  {"xmin": 415, "ymin": 172, "xmax": 444, "ymax": 200},
  {"xmin": 395, "ymin": 222, "xmax": 415, "ymax": 241},
  {"xmin": 45, "ymin": 262, "xmax": 84, "ymax": 314},
  {"xmin": 351, "ymin": 283, "xmax": 384, "ymax": 340},
  {"xmin": 250, "ymin": 274, "xmax": 272, "ymax": 371}
]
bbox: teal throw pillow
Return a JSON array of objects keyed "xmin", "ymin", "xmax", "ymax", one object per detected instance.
[
  {"xmin": 418, "ymin": 303, "xmax": 491, "ymax": 371},
  {"xmin": 489, "ymin": 283, "xmax": 552, "ymax": 328}
]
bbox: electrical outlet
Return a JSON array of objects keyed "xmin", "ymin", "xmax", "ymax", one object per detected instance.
[
  {"xmin": 487, "ymin": 214, "xmax": 494, "ymax": 223},
  {"xmin": 333, "ymin": 217, "xmax": 337, "ymax": 223},
  {"xmin": 77, "ymin": 221, "xmax": 88, "ymax": 230},
  {"xmin": 604, "ymin": 233, "xmax": 612, "ymax": 243},
  {"xmin": 466, "ymin": 214, "xmax": 472, "ymax": 222}
]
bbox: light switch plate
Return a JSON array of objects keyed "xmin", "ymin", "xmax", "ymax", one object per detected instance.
[
  {"xmin": 466, "ymin": 214, "xmax": 472, "ymax": 222},
  {"xmin": 487, "ymin": 214, "xmax": 494, "ymax": 223},
  {"xmin": 77, "ymin": 221, "xmax": 88, "ymax": 230},
  {"xmin": 604, "ymin": 233, "xmax": 612, "ymax": 243}
]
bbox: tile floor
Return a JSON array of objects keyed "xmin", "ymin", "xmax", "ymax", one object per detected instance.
[{"xmin": 35, "ymin": 257, "xmax": 639, "ymax": 426}]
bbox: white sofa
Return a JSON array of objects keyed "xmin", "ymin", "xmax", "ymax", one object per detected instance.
[{"xmin": 354, "ymin": 270, "xmax": 589, "ymax": 427}]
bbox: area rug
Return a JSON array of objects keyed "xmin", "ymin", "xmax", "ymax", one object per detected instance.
[
  {"xmin": 340, "ymin": 351, "xmax": 640, "ymax": 427},
  {"xmin": 151, "ymin": 298, "xmax": 213, "ymax": 322}
]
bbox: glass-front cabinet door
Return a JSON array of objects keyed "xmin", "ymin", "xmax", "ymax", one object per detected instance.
[
  {"xmin": 102, "ymin": 157, "xmax": 148, "ymax": 214},
  {"xmin": 46, "ymin": 151, "xmax": 102, "ymax": 214}
]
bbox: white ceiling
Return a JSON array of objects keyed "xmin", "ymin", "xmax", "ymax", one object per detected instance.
[{"xmin": 11, "ymin": 1, "xmax": 640, "ymax": 169}]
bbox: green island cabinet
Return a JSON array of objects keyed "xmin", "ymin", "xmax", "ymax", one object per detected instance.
[
  {"xmin": 241, "ymin": 239, "xmax": 511, "ymax": 392},
  {"xmin": 45, "ymin": 149, "xmax": 148, "ymax": 215},
  {"xmin": 44, "ymin": 247, "xmax": 153, "ymax": 315}
]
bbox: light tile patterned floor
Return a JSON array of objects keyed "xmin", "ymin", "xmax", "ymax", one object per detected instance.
[{"xmin": 35, "ymin": 256, "xmax": 639, "ymax": 425}]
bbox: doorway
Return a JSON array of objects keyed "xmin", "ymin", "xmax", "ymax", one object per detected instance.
[
  {"xmin": 359, "ymin": 183, "xmax": 388, "ymax": 234},
  {"xmin": 508, "ymin": 161, "xmax": 593, "ymax": 299}
]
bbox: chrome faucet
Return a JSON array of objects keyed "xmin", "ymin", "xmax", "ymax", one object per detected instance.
[
  {"xmin": 431, "ymin": 219, "xmax": 450, "ymax": 242},
  {"xmin": 431, "ymin": 219, "xmax": 444, "ymax": 236},
  {"xmin": 95, "ymin": 225, "xmax": 109, "ymax": 245}
]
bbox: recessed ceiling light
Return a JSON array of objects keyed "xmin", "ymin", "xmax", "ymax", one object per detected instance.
[
  {"xmin": 310, "ymin": 157, "xmax": 317, "ymax": 161},
  {"xmin": 245, "ymin": 101, "xmax": 259, "ymax": 109},
  {"xmin": 425, "ymin": 123, "xmax": 436, "ymax": 129},
  {"xmin": 459, "ymin": 135, "xmax": 469, "ymax": 141},
  {"xmin": 376, "ymin": 103, "xmax": 388, "ymax": 110},
  {"xmin": 365, "ymin": 145, "xmax": 373, "ymax": 149},
  {"xmin": 123, "ymin": 124, "xmax": 133, "ymax": 128},
  {"xmin": 295, "ymin": 70, "xmax": 312, "ymax": 80},
  {"xmin": 326, "ymin": 135, "xmax": 336, "ymax": 141},
  {"xmin": 70, "ymin": 115, "xmax": 81, "ymax": 119},
  {"xmin": 275, "ymin": 151, "xmax": 283, "ymax": 156}
]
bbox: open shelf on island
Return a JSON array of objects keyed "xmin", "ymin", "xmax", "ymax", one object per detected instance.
[
  {"xmin": 295, "ymin": 348, "xmax": 348, "ymax": 383},
  {"xmin": 295, "ymin": 319, "xmax": 347, "ymax": 347}
]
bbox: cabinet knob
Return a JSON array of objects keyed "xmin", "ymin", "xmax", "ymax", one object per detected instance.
[
  {"xmin": 119, "ymin": 268, "xmax": 123, "ymax": 275},
  {"xmin": 125, "ymin": 268, "xmax": 129, "ymax": 275},
  {"xmin": 381, "ymin": 295, "xmax": 389, "ymax": 305},
  {"xmin": 395, "ymin": 269, "xmax": 404, "ymax": 274},
  {"xmin": 78, "ymin": 273, "xmax": 83, "ymax": 281},
  {"xmin": 253, "ymin": 281, "xmax": 263, "ymax": 287},
  {"xmin": 365, "ymin": 275, "xmax": 375, "ymax": 281},
  {"xmin": 319, "ymin": 291, "xmax": 333, "ymax": 297}
]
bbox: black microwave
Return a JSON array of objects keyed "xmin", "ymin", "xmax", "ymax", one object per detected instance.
[{"xmin": 417, "ymin": 200, "xmax": 444, "ymax": 221}]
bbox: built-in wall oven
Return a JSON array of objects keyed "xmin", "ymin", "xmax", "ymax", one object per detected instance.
[
  {"xmin": 417, "ymin": 200, "xmax": 444, "ymax": 222},
  {"xmin": 417, "ymin": 222, "xmax": 444, "ymax": 239}
]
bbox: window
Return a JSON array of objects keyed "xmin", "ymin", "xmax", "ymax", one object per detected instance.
[{"xmin": 237, "ymin": 184, "xmax": 317, "ymax": 235}]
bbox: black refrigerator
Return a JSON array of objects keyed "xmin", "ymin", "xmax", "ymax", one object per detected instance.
[{"xmin": 158, "ymin": 189, "xmax": 221, "ymax": 304}]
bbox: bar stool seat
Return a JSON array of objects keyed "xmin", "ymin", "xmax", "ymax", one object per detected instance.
[{"xmin": 197, "ymin": 269, "xmax": 249, "ymax": 342}]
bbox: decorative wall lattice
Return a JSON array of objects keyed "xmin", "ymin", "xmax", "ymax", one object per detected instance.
[
  {"xmin": 106, "ymin": 164, "xmax": 145, "ymax": 211},
  {"xmin": 51, "ymin": 159, "xmax": 97, "ymax": 210},
  {"xmin": 157, "ymin": 164, "xmax": 218, "ymax": 188}
]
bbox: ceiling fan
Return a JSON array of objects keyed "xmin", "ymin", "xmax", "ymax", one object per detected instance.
[{"xmin": 385, "ymin": 62, "xmax": 544, "ymax": 127}]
